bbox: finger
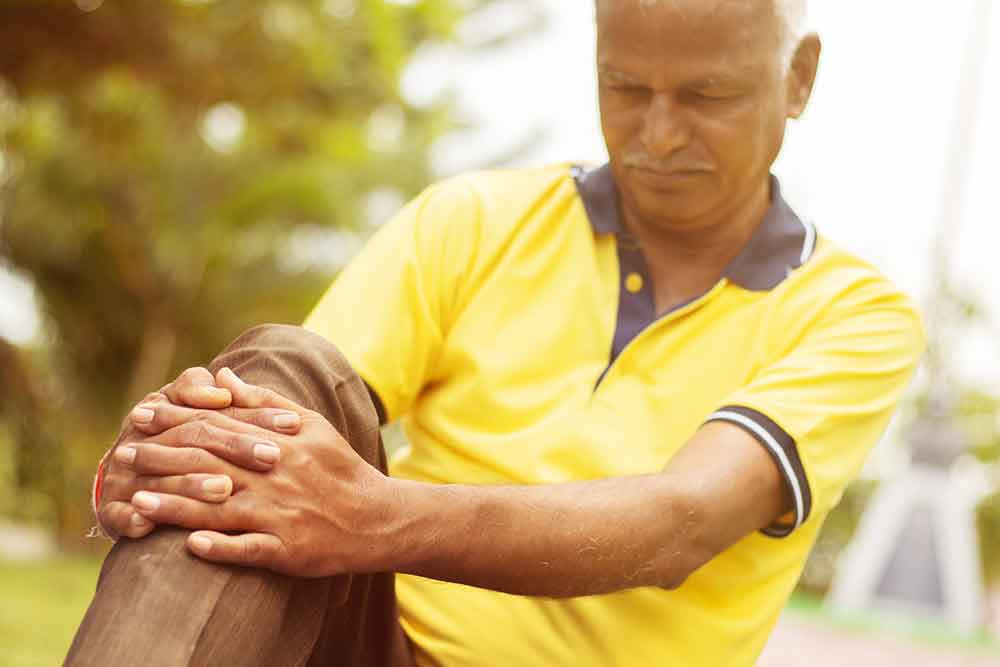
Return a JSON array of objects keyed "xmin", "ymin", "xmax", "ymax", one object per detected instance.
[
  {"xmin": 187, "ymin": 531, "xmax": 287, "ymax": 570},
  {"xmin": 130, "ymin": 474, "xmax": 234, "ymax": 503},
  {"xmin": 118, "ymin": 443, "xmax": 232, "ymax": 477},
  {"xmin": 163, "ymin": 367, "xmax": 232, "ymax": 409},
  {"xmin": 99, "ymin": 500, "xmax": 155, "ymax": 540},
  {"xmin": 126, "ymin": 393, "xmax": 171, "ymax": 435},
  {"xmin": 218, "ymin": 406, "xmax": 302, "ymax": 436},
  {"xmin": 131, "ymin": 420, "xmax": 281, "ymax": 470},
  {"xmin": 216, "ymin": 368, "xmax": 300, "ymax": 414},
  {"xmin": 130, "ymin": 491, "xmax": 248, "ymax": 532},
  {"xmin": 132, "ymin": 400, "xmax": 301, "ymax": 437}
]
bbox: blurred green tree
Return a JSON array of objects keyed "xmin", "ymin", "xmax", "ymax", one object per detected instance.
[{"xmin": 0, "ymin": 0, "xmax": 537, "ymax": 541}]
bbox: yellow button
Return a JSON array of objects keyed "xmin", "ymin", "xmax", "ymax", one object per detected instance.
[{"xmin": 625, "ymin": 272, "xmax": 644, "ymax": 294}]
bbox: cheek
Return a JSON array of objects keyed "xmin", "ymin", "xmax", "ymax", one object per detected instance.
[
  {"xmin": 598, "ymin": 91, "xmax": 644, "ymax": 150},
  {"xmin": 697, "ymin": 104, "xmax": 784, "ymax": 172}
]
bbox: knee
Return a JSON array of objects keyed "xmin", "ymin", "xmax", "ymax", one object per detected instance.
[
  {"xmin": 215, "ymin": 324, "xmax": 380, "ymax": 438},
  {"xmin": 225, "ymin": 324, "xmax": 357, "ymax": 383}
]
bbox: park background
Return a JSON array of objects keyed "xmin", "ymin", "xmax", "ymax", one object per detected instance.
[{"xmin": 0, "ymin": 0, "xmax": 998, "ymax": 664}]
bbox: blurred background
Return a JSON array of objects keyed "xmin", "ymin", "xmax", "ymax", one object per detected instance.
[{"xmin": 0, "ymin": 0, "xmax": 998, "ymax": 665}]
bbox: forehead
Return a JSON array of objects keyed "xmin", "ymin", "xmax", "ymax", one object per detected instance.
[{"xmin": 596, "ymin": 0, "xmax": 782, "ymax": 79}]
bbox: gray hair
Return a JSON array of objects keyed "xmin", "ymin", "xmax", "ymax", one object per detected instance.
[{"xmin": 777, "ymin": 0, "xmax": 808, "ymax": 71}]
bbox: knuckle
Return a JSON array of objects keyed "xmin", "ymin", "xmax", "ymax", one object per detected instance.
[
  {"xmin": 97, "ymin": 505, "xmax": 115, "ymax": 525},
  {"xmin": 184, "ymin": 474, "xmax": 208, "ymax": 496},
  {"xmin": 221, "ymin": 432, "xmax": 242, "ymax": 459},
  {"xmin": 224, "ymin": 494, "xmax": 254, "ymax": 527},
  {"xmin": 180, "ymin": 420, "xmax": 211, "ymax": 446},
  {"xmin": 182, "ymin": 448, "xmax": 206, "ymax": 469},
  {"xmin": 103, "ymin": 505, "xmax": 129, "ymax": 533},
  {"xmin": 101, "ymin": 470, "xmax": 127, "ymax": 493},
  {"xmin": 180, "ymin": 367, "xmax": 208, "ymax": 384},
  {"xmin": 132, "ymin": 475, "xmax": 157, "ymax": 492},
  {"xmin": 258, "ymin": 387, "xmax": 280, "ymax": 405},
  {"xmin": 176, "ymin": 421, "xmax": 199, "ymax": 445},
  {"xmin": 242, "ymin": 537, "xmax": 265, "ymax": 564},
  {"xmin": 253, "ymin": 409, "xmax": 275, "ymax": 429},
  {"xmin": 192, "ymin": 409, "xmax": 217, "ymax": 425}
]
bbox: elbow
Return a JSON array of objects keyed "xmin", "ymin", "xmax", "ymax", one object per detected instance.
[
  {"xmin": 659, "ymin": 568, "xmax": 691, "ymax": 591},
  {"xmin": 655, "ymin": 483, "xmax": 714, "ymax": 591},
  {"xmin": 658, "ymin": 554, "xmax": 700, "ymax": 591}
]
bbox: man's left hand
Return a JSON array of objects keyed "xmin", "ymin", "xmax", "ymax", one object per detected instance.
[{"xmin": 119, "ymin": 395, "xmax": 398, "ymax": 577}]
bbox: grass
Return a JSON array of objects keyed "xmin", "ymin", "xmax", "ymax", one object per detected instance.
[
  {"xmin": 787, "ymin": 592, "xmax": 1000, "ymax": 656},
  {"xmin": 2, "ymin": 555, "xmax": 999, "ymax": 665},
  {"xmin": 0, "ymin": 556, "xmax": 103, "ymax": 667}
]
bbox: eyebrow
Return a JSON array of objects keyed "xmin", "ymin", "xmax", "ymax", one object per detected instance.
[
  {"xmin": 689, "ymin": 75, "xmax": 744, "ymax": 88},
  {"xmin": 597, "ymin": 66, "xmax": 644, "ymax": 85},
  {"xmin": 598, "ymin": 66, "xmax": 752, "ymax": 90}
]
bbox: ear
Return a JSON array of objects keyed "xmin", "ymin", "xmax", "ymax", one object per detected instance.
[{"xmin": 785, "ymin": 33, "xmax": 821, "ymax": 119}]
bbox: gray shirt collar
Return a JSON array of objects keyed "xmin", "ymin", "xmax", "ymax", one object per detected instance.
[{"xmin": 573, "ymin": 163, "xmax": 815, "ymax": 291}]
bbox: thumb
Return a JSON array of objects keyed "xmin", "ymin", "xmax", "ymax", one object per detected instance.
[
  {"xmin": 163, "ymin": 367, "xmax": 232, "ymax": 409},
  {"xmin": 215, "ymin": 367, "xmax": 300, "ymax": 412}
]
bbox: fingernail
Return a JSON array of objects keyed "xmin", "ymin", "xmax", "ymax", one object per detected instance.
[
  {"xmin": 202, "ymin": 476, "xmax": 232, "ymax": 496},
  {"xmin": 131, "ymin": 407, "xmax": 155, "ymax": 424},
  {"xmin": 253, "ymin": 442, "xmax": 281, "ymax": 464},
  {"xmin": 115, "ymin": 446, "xmax": 137, "ymax": 466},
  {"xmin": 132, "ymin": 491, "xmax": 160, "ymax": 512},
  {"xmin": 274, "ymin": 413, "xmax": 299, "ymax": 430},
  {"xmin": 130, "ymin": 513, "xmax": 149, "ymax": 528},
  {"xmin": 190, "ymin": 534, "xmax": 212, "ymax": 553}
]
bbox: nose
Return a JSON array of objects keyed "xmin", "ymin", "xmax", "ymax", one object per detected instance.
[{"xmin": 640, "ymin": 93, "xmax": 692, "ymax": 158}]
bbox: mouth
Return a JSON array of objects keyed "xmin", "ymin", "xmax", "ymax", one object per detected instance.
[{"xmin": 629, "ymin": 166, "xmax": 711, "ymax": 187}]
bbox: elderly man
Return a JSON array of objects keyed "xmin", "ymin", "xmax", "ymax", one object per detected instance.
[{"xmin": 68, "ymin": 0, "xmax": 924, "ymax": 665}]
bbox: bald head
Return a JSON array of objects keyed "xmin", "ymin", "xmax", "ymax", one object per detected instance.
[{"xmin": 597, "ymin": 0, "xmax": 809, "ymax": 71}]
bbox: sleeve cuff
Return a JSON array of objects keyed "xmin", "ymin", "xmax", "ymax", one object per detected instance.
[{"xmin": 705, "ymin": 405, "xmax": 813, "ymax": 538}]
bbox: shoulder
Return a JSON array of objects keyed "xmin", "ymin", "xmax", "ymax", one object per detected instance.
[
  {"xmin": 412, "ymin": 162, "xmax": 582, "ymax": 253},
  {"xmin": 773, "ymin": 234, "xmax": 926, "ymax": 354},
  {"xmin": 425, "ymin": 163, "xmax": 578, "ymax": 229},
  {"xmin": 446, "ymin": 163, "xmax": 578, "ymax": 209},
  {"xmin": 801, "ymin": 236, "xmax": 919, "ymax": 309}
]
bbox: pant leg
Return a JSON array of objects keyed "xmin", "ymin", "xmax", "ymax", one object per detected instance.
[{"xmin": 66, "ymin": 324, "xmax": 413, "ymax": 667}]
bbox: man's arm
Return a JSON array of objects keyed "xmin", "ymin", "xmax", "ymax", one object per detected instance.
[
  {"xmin": 114, "ymin": 386, "xmax": 789, "ymax": 598},
  {"xmin": 384, "ymin": 421, "xmax": 788, "ymax": 596}
]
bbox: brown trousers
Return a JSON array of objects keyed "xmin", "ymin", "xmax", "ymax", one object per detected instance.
[{"xmin": 66, "ymin": 325, "xmax": 414, "ymax": 667}]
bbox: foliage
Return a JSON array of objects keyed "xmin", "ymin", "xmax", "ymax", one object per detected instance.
[
  {"xmin": 0, "ymin": 555, "xmax": 104, "ymax": 666},
  {"xmin": 956, "ymin": 390, "xmax": 1000, "ymax": 464},
  {"xmin": 797, "ymin": 479, "xmax": 880, "ymax": 596},
  {"xmin": 0, "ymin": 0, "xmax": 526, "ymax": 540},
  {"xmin": 978, "ymin": 492, "xmax": 1000, "ymax": 585}
]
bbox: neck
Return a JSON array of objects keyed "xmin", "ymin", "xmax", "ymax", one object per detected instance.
[{"xmin": 622, "ymin": 179, "xmax": 772, "ymax": 311}]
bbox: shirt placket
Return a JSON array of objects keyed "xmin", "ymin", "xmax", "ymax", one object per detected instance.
[{"xmin": 595, "ymin": 231, "xmax": 656, "ymax": 389}]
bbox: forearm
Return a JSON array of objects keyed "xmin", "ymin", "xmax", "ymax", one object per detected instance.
[{"xmin": 382, "ymin": 473, "xmax": 702, "ymax": 597}]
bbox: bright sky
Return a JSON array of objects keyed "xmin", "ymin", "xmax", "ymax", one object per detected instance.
[
  {"xmin": 427, "ymin": 0, "xmax": 1000, "ymax": 390},
  {"xmin": 2, "ymin": 1, "xmax": 998, "ymax": 391}
]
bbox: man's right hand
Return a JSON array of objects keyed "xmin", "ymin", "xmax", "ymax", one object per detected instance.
[{"xmin": 96, "ymin": 366, "xmax": 303, "ymax": 539}]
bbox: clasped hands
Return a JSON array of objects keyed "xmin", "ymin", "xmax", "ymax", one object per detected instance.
[{"xmin": 97, "ymin": 367, "xmax": 397, "ymax": 577}]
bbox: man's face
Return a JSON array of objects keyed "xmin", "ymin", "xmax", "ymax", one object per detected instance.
[{"xmin": 597, "ymin": 0, "xmax": 807, "ymax": 227}]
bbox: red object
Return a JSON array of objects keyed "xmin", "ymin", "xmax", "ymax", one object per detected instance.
[{"xmin": 94, "ymin": 458, "xmax": 106, "ymax": 507}]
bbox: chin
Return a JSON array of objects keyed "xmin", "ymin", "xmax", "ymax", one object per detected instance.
[{"xmin": 625, "ymin": 182, "xmax": 721, "ymax": 224}]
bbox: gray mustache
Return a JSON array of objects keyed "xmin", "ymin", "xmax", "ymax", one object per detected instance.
[{"xmin": 622, "ymin": 155, "xmax": 713, "ymax": 172}]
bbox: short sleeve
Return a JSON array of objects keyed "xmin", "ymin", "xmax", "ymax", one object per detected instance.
[
  {"xmin": 303, "ymin": 177, "xmax": 481, "ymax": 421},
  {"xmin": 706, "ymin": 281, "xmax": 926, "ymax": 537}
]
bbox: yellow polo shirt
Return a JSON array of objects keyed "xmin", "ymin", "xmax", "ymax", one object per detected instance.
[{"xmin": 304, "ymin": 164, "xmax": 925, "ymax": 666}]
